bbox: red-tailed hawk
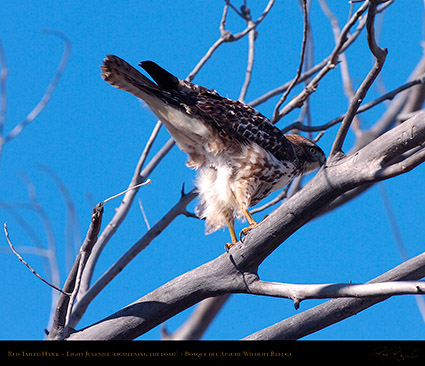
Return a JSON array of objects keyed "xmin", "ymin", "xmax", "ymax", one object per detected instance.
[{"xmin": 101, "ymin": 55, "xmax": 326, "ymax": 249}]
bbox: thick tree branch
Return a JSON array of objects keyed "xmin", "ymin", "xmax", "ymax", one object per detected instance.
[
  {"xmin": 247, "ymin": 279, "xmax": 425, "ymax": 310},
  {"xmin": 244, "ymin": 248, "xmax": 425, "ymax": 340},
  {"xmin": 66, "ymin": 111, "xmax": 425, "ymax": 340}
]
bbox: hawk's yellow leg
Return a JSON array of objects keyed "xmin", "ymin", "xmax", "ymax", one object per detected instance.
[
  {"xmin": 224, "ymin": 211, "xmax": 262, "ymax": 251},
  {"xmin": 225, "ymin": 220, "xmax": 238, "ymax": 251},
  {"xmin": 240, "ymin": 208, "xmax": 259, "ymax": 237}
]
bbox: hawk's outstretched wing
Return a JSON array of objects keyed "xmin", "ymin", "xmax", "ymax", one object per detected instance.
[{"xmin": 101, "ymin": 55, "xmax": 297, "ymax": 164}]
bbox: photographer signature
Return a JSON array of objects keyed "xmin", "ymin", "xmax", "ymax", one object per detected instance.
[{"xmin": 370, "ymin": 346, "xmax": 419, "ymax": 362}]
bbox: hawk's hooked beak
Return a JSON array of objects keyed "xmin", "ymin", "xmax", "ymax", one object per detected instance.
[{"xmin": 319, "ymin": 154, "xmax": 327, "ymax": 167}]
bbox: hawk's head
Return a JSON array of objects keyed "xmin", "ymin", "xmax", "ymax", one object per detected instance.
[{"xmin": 285, "ymin": 134, "xmax": 326, "ymax": 174}]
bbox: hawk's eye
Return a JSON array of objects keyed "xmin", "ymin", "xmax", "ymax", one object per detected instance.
[{"xmin": 309, "ymin": 147, "xmax": 316, "ymax": 154}]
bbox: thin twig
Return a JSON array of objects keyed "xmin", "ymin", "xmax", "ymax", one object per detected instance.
[
  {"xmin": 271, "ymin": 0, "xmax": 309, "ymax": 122},
  {"xmin": 298, "ymin": 0, "xmax": 315, "ymax": 137},
  {"xmin": 238, "ymin": 18, "xmax": 256, "ymax": 102},
  {"xmin": 330, "ymin": 0, "xmax": 388, "ymax": 156},
  {"xmin": 0, "ymin": 39, "xmax": 8, "ymax": 139},
  {"xmin": 375, "ymin": 146, "xmax": 425, "ymax": 180},
  {"xmin": 38, "ymin": 164, "xmax": 82, "ymax": 273},
  {"xmin": 18, "ymin": 172, "xmax": 61, "ymax": 305},
  {"xmin": 63, "ymin": 251, "xmax": 86, "ymax": 338},
  {"xmin": 232, "ymin": 0, "xmax": 275, "ymax": 41},
  {"xmin": 79, "ymin": 135, "xmax": 173, "ymax": 294},
  {"xmin": 186, "ymin": 3, "xmax": 229, "ymax": 82},
  {"xmin": 261, "ymin": 1, "xmax": 370, "ymax": 120},
  {"xmin": 2, "ymin": 30, "xmax": 71, "ymax": 144},
  {"xmin": 138, "ymin": 197, "xmax": 151, "ymax": 230},
  {"xmin": 378, "ymin": 183, "xmax": 408, "ymax": 260},
  {"xmin": 102, "ymin": 179, "xmax": 151, "ymax": 204},
  {"xmin": 1, "ymin": 198, "xmax": 63, "ymax": 330},
  {"xmin": 187, "ymin": 0, "xmax": 275, "ymax": 82},
  {"xmin": 319, "ymin": 0, "xmax": 362, "ymax": 136},
  {"xmin": 68, "ymin": 188, "xmax": 198, "ymax": 329},
  {"xmin": 282, "ymin": 72, "xmax": 425, "ymax": 133},
  {"xmin": 250, "ymin": 186, "xmax": 289, "ymax": 214},
  {"xmin": 4, "ymin": 222, "xmax": 70, "ymax": 296}
]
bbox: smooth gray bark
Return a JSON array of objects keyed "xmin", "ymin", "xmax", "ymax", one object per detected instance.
[{"xmin": 67, "ymin": 111, "xmax": 425, "ymax": 340}]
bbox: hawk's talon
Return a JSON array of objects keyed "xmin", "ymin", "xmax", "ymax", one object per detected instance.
[
  {"xmin": 239, "ymin": 222, "xmax": 260, "ymax": 240},
  {"xmin": 224, "ymin": 242, "xmax": 234, "ymax": 252},
  {"xmin": 239, "ymin": 214, "xmax": 269, "ymax": 240}
]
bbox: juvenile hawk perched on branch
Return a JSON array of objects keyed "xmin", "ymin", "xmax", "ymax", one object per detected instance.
[{"xmin": 101, "ymin": 55, "xmax": 326, "ymax": 249}]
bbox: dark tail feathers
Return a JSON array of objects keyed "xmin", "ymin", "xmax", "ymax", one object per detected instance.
[{"xmin": 140, "ymin": 61, "xmax": 179, "ymax": 91}]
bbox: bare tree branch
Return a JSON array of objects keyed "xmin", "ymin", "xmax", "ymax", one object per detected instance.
[
  {"xmin": 66, "ymin": 111, "xmax": 425, "ymax": 340},
  {"xmin": 374, "ymin": 144, "xmax": 425, "ymax": 180},
  {"xmin": 319, "ymin": 0, "xmax": 362, "ymax": 136},
  {"xmin": 79, "ymin": 135, "xmax": 174, "ymax": 293},
  {"xmin": 47, "ymin": 203, "xmax": 104, "ymax": 340},
  {"xmin": 244, "ymin": 248, "xmax": 425, "ymax": 340},
  {"xmin": 187, "ymin": 1, "xmax": 275, "ymax": 82},
  {"xmin": 5, "ymin": 1, "xmax": 422, "ymax": 341},
  {"xmin": 0, "ymin": 31, "xmax": 71, "ymax": 146},
  {"xmin": 4, "ymin": 222, "xmax": 69, "ymax": 296},
  {"xmin": 282, "ymin": 72, "xmax": 425, "ymax": 134},
  {"xmin": 0, "ymin": 39, "xmax": 8, "ymax": 140},
  {"xmin": 162, "ymin": 294, "xmax": 231, "ymax": 340},
  {"xmin": 238, "ymin": 16, "xmax": 256, "ymax": 102},
  {"xmin": 38, "ymin": 165, "xmax": 82, "ymax": 273},
  {"xmin": 68, "ymin": 187, "xmax": 197, "ymax": 330},
  {"xmin": 101, "ymin": 179, "xmax": 152, "ymax": 205},
  {"xmin": 268, "ymin": 1, "xmax": 370, "ymax": 122},
  {"xmin": 271, "ymin": 0, "xmax": 309, "ymax": 122},
  {"xmin": 330, "ymin": 0, "xmax": 388, "ymax": 156},
  {"xmin": 248, "ymin": 279, "xmax": 425, "ymax": 310}
]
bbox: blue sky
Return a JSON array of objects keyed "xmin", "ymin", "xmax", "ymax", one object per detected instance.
[{"xmin": 1, "ymin": 0, "xmax": 425, "ymax": 340}]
